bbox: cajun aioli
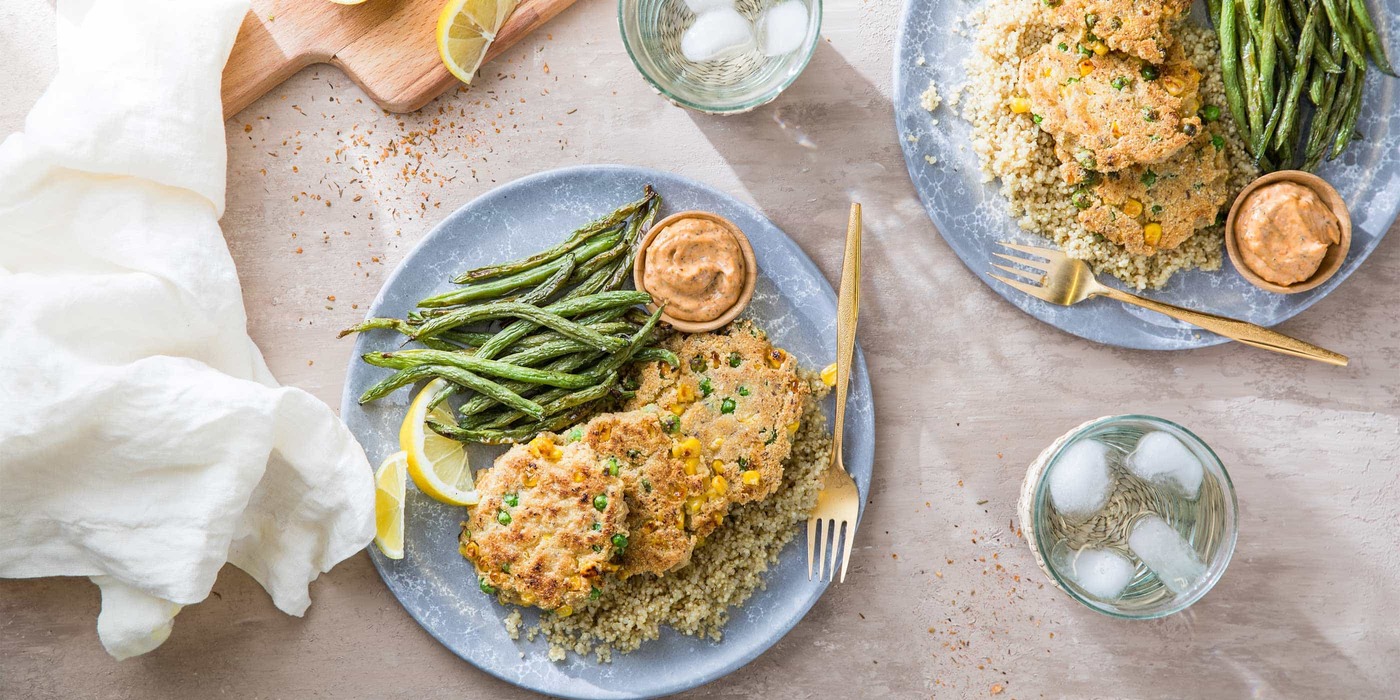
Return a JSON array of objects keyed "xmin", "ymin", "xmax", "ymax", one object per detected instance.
[
  {"xmin": 642, "ymin": 217, "xmax": 747, "ymax": 322},
  {"xmin": 1235, "ymin": 181, "xmax": 1341, "ymax": 286}
]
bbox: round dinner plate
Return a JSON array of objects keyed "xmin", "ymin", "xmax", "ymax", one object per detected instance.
[
  {"xmin": 893, "ymin": 0, "xmax": 1400, "ymax": 350},
  {"xmin": 341, "ymin": 165, "xmax": 875, "ymax": 699}
]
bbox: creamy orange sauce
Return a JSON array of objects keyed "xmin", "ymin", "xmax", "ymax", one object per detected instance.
[
  {"xmin": 1236, "ymin": 182, "xmax": 1340, "ymax": 286},
  {"xmin": 642, "ymin": 217, "xmax": 746, "ymax": 322}
]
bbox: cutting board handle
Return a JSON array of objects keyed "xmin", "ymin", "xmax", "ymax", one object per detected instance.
[{"xmin": 222, "ymin": 11, "xmax": 322, "ymax": 118}]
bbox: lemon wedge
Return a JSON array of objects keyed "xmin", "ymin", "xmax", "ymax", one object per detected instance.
[
  {"xmin": 401, "ymin": 379, "xmax": 479, "ymax": 506},
  {"xmin": 374, "ymin": 452, "xmax": 408, "ymax": 559},
  {"xmin": 436, "ymin": 0, "xmax": 519, "ymax": 85}
]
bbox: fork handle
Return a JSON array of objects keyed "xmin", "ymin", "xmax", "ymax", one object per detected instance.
[
  {"xmin": 832, "ymin": 204, "xmax": 862, "ymax": 465},
  {"xmin": 1098, "ymin": 287, "xmax": 1349, "ymax": 366}
]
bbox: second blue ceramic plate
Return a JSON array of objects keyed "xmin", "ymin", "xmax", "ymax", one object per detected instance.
[{"xmin": 341, "ymin": 165, "xmax": 874, "ymax": 699}]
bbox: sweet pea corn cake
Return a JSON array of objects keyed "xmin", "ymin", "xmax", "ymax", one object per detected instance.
[
  {"xmin": 955, "ymin": 0, "xmax": 1258, "ymax": 289},
  {"xmin": 459, "ymin": 321, "xmax": 832, "ymax": 661}
]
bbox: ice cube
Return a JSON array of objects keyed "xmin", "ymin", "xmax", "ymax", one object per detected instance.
[
  {"xmin": 683, "ymin": 0, "xmax": 732, "ymax": 15},
  {"xmin": 1061, "ymin": 547, "xmax": 1136, "ymax": 600},
  {"xmin": 756, "ymin": 0, "xmax": 809, "ymax": 57},
  {"xmin": 1128, "ymin": 515, "xmax": 1206, "ymax": 595},
  {"xmin": 681, "ymin": 8, "xmax": 754, "ymax": 63},
  {"xmin": 1127, "ymin": 431, "xmax": 1204, "ymax": 498},
  {"xmin": 1047, "ymin": 439, "xmax": 1112, "ymax": 520}
]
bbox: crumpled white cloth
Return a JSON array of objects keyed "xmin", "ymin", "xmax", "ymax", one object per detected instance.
[{"xmin": 0, "ymin": 0, "xmax": 375, "ymax": 659}]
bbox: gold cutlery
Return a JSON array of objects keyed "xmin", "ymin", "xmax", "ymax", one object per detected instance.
[
  {"xmin": 989, "ymin": 241, "xmax": 1349, "ymax": 366},
  {"xmin": 808, "ymin": 203, "xmax": 863, "ymax": 582}
]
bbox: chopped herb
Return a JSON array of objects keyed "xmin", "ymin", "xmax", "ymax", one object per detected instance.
[
  {"xmin": 1151, "ymin": 204, "xmax": 1163, "ymax": 215},
  {"xmin": 592, "ymin": 521, "xmax": 602, "ymax": 531},
  {"xmin": 764, "ymin": 429, "xmax": 778, "ymax": 445},
  {"xmin": 1141, "ymin": 107, "xmax": 1159, "ymax": 122},
  {"xmin": 1057, "ymin": 42, "xmax": 1069, "ymax": 51},
  {"xmin": 727, "ymin": 352, "xmax": 742, "ymax": 367},
  {"xmin": 590, "ymin": 588, "xmax": 601, "ymax": 600},
  {"xmin": 737, "ymin": 386, "xmax": 751, "ymax": 396},
  {"xmin": 737, "ymin": 456, "xmax": 750, "ymax": 468},
  {"xmin": 1032, "ymin": 113, "xmax": 1044, "ymax": 124},
  {"xmin": 501, "ymin": 562, "xmax": 511, "ymax": 573},
  {"xmin": 662, "ymin": 415, "xmax": 680, "ymax": 433},
  {"xmin": 503, "ymin": 492, "xmax": 519, "ymax": 508},
  {"xmin": 1140, "ymin": 170, "xmax": 1158, "ymax": 187},
  {"xmin": 642, "ymin": 478, "xmax": 653, "ymax": 493},
  {"xmin": 592, "ymin": 544, "xmax": 603, "ymax": 552},
  {"xmin": 1064, "ymin": 77, "xmax": 1081, "ymax": 85}
]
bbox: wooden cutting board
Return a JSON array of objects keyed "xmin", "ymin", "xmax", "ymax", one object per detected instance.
[{"xmin": 222, "ymin": 0, "xmax": 578, "ymax": 118}]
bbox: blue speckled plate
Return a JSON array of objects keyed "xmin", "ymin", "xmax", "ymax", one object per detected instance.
[
  {"xmin": 340, "ymin": 165, "xmax": 874, "ymax": 699},
  {"xmin": 894, "ymin": 0, "xmax": 1400, "ymax": 349}
]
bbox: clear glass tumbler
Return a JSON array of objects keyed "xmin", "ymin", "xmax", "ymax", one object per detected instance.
[{"xmin": 619, "ymin": 0, "xmax": 822, "ymax": 114}]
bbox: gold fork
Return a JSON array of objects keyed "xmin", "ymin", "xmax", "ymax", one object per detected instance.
[
  {"xmin": 989, "ymin": 242, "xmax": 1349, "ymax": 366},
  {"xmin": 808, "ymin": 203, "xmax": 862, "ymax": 583}
]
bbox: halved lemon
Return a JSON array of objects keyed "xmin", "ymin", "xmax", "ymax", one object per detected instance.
[
  {"xmin": 436, "ymin": 0, "xmax": 519, "ymax": 85},
  {"xmin": 374, "ymin": 452, "xmax": 408, "ymax": 559},
  {"xmin": 400, "ymin": 379, "xmax": 479, "ymax": 506}
]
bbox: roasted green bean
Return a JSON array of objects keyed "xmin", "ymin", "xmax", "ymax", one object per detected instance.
[{"xmin": 363, "ymin": 349, "xmax": 598, "ymax": 389}]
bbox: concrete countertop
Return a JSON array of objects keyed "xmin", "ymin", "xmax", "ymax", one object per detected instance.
[{"xmin": 2, "ymin": 0, "xmax": 1397, "ymax": 697}]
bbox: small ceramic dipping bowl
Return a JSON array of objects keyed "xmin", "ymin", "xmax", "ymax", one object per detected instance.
[
  {"xmin": 633, "ymin": 210, "xmax": 758, "ymax": 333},
  {"xmin": 1225, "ymin": 170, "xmax": 1351, "ymax": 294}
]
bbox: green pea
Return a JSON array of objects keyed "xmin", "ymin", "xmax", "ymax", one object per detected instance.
[
  {"xmin": 497, "ymin": 510, "xmax": 512, "ymax": 525},
  {"xmin": 590, "ymin": 588, "xmax": 601, "ymax": 600},
  {"xmin": 1111, "ymin": 76, "xmax": 1129, "ymax": 91},
  {"xmin": 1032, "ymin": 113, "xmax": 1044, "ymax": 124},
  {"xmin": 592, "ymin": 521, "xmax": 602, "ymax": 531},
  {"xmin": 1140, "ymin": 170, "xmax": 1157, "ymax": 187},
  {"xmin": 1201, "ymin": 104, "xmax": 1220, "ymax": 122},
  {"xmin": 1140, "ymin": 64, "xmax": 1159, "ymax": 81},
  {"xmin": 593, "ymin": 494, "xmax": 608, "ymax": 511},
  {"xmin": 566, "ymin": 427, "xmax": 583, "ymax": 443},
  {"xmin": 688, "ymin": 354, "xmax": 707, "ymax": 372},
  {"xmin": 479, "ymin": 577, "xmax": 497, "ymax": 594},
  {"xmin": 663, "ymin": 415, "xmax": 680, "ymax": 433},
  {"xmin": 611, "ymin": 533, "xmax": 629, "ymax": 550},
  {"xmin": 737, "ymin": 386, "xmax": 750, "ymax": 397},
  {"xmin": 721, "ymin": 398, "xmax": 736, "ymax": 414},
  {"xmin": 727, "ymin": 352, "xmax": 742, "ymax": 367},
  {"xmin": 501, "ymin": 562, "xmax": 511, "ymax": 573},
  {"xmin": 1210, "ymin": 134, "xmax": 1225, "ymax": 151},
  {"xmin": 607, "ymin": 457, "xmax": 620, "ymax": 476},
  {"xmin": 642, "ymin": 478, "xmax": 653, "ymax": 493},
  {"xmin": 699, "ymin": 377, "xmax": 713, "ymax": 397},
  {"xmin": 503, "ymin": 492, "xmax": 519, "ymax": 508}
]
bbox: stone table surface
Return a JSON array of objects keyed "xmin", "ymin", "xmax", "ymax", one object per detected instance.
[{"xmin": 2, "ymin": 1, "xmax": 1398, "ymax": 698}]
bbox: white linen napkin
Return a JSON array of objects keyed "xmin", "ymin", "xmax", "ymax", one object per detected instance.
[{"xmin": 0, "ymin": 0, "xmax": 375, "ymax": 660}]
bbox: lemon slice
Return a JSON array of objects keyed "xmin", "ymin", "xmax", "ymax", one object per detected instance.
[
  {"xmin": 436, "ymin": 0, "xmax": 519, "ymax": 84},
  {"xmin": 328, "ymin": 0, "xmax": 370, "ymax": 5},
  {"xmin": 401, "ymin": 379, "xmax": 479, "ymax": 506},
  {"xmin": 374, "ymin": 452, "xmax": 408, "ymax": 559}
]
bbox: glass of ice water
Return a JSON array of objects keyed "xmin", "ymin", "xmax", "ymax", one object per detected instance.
[
  {"xmin": 619, "ymin": 0, "xmax": 822, "ymax": 114},
  {"xmin": 1019, "ymin": 415, "xmax": 1239, "ymax": 619}
]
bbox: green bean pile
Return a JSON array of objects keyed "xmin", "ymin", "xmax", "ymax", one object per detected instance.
[
  {"xmin": 1210, "ymin": 0, "xmax": 1394, "ymax": 171},
  {"xmin": 342, "ymin": 187, "xmax": 679, "ymax": 445}
]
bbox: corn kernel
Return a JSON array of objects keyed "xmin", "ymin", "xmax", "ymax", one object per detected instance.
[
  {"xmin": 568, "ymin": 575, "xmax": 586, "ymax": 590},
  {"xmin": 1143, "ymin": 222, "xmax": 1163, "ymax": 246},
  {"xmin": 1090, "ymin": 40, "xmax": 1108, "ymax": 55},
  {"xmin": 519, "ymin": 593, "xmax": 536, "ymax": 605},
  {"xmin": 1110, "ymin": 120, "xmax": 1121, "ymax": 138},
  {"xmin": 711, "ymin": 475, "xmax": 728, "ymax": 495},
  {"xmin": 523, "ymin": 469, "xmax": 539, "ymax": 488},
  {"xmin": 572, "ymin": 470, "xmax": 585, "ymax": 483},
  {"xmin": 766, "ymin": 348, "xmax": 787, "ymax": 368},
  {"xmin": 741, "ymin": 470, "xmax": 761, "ymax": 486},
  {"xmin": 1059, "ymin": 84, "xmax": 1071, "ymax": 99},
  {"xmin": 710, "ymin": 437, "xmax": 724, "ymax": 449},
  {"xmin": 686, "ymin": 496, "xmax": 703, "ymax": 514},
  {"xmin": 1078, "ymin": 59, "xmax": 1094, "ymax": 77},
  {"xmin": 684, "ymin": 457, "xmax": 700, "ymax": 475},
  {"xmin": 787, "ymin": 420, "xmax": 801, "ymax": 434},
  {"xmin": 557, "ymin": 605, "xmax": 573, "ymax": 617},
  {"xmin": 820, "ymin": 362, "xmax": 838, "ymax": 386},
  {"xmin": 672, "ymin": 437, "xmax": 701, "ymax": 460},
  {"xmin": 669, "ymin": 403, "xmax": 685, "ymax": 416},
  {"xmin": 676, "ymin": 383, "xmax": 697, "ymax": 404},
  {"xmin": 1009, "ymin": 96, "xmax": 1032, "ymax": 113},
  {"xmin": 1162, "ymin": 76, "xmax": 1186, "ymax": 96},
  {"xmin": 529, "ymin": 436, "xmax": 561, "ymax": 461},
  {"xmin": 712, "ymin": 458, "xmax": 725, "ymax": 471},
  {"xmin": 1122, "ymin": 199, "xmax": 1143, "ymax": 217}
]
